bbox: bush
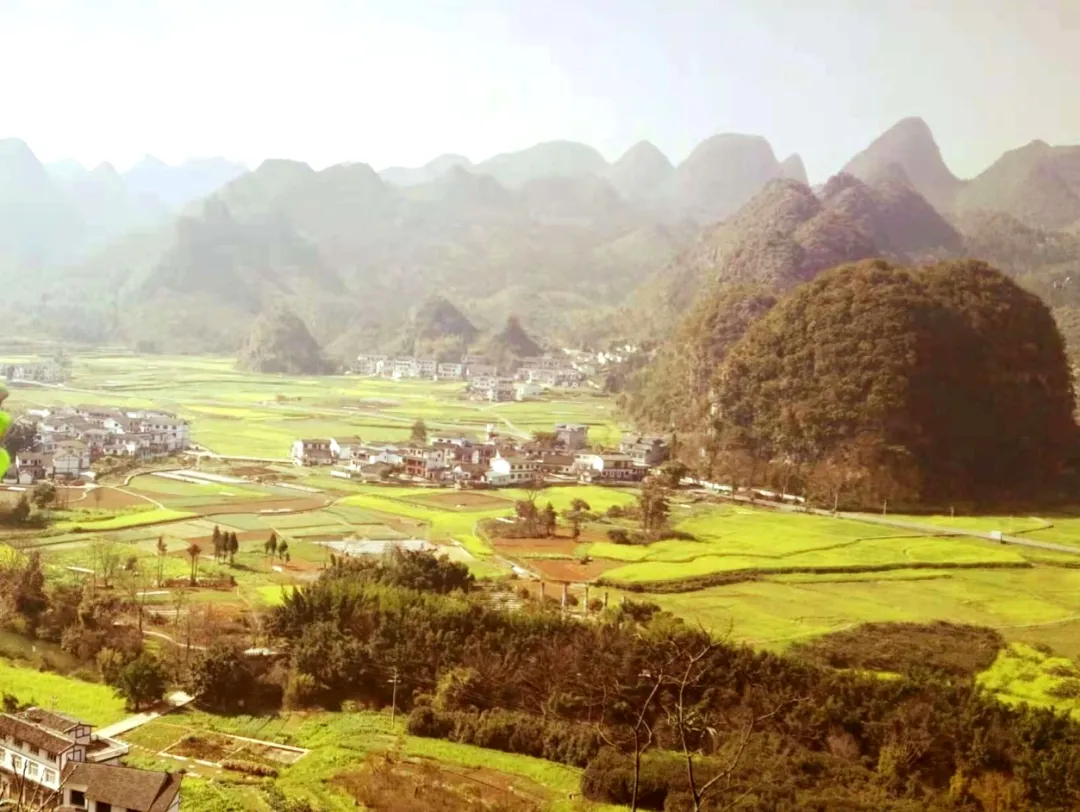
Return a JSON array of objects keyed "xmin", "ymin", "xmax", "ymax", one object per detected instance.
[
  {"xmin": 657, "ymin": 529, "xmax": 697, "ymax": 541},
  {"xmin": 222, "ymin": 759, "xmax": 279, "ymax": 777},
  {"xmin": 581, "ymin": 747, "xmax": 685, "ymax": 810},
  {"xmin": 608, "ymin": 528, "xmax": 631, "ymax": 544},
  {"xmin": 1049, "ymin": 679, "xmax": 1080, "ymax": 700},
  {"xmin": 406, "ymin": 707, "xmax": 600, "ymax": 767}
]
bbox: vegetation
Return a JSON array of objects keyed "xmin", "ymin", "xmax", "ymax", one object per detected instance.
[
  {"xmin": 237, "ymin": 302, "xmax": 334, "ymax": 374},
  {"xmin": 711, "ymin": 258, "xmax": 1077, "ymax": 509}
]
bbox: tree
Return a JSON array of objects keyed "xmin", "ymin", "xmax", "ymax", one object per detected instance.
[
  {"xmin": 411, "ymin": 418, "xmax": 428, "ymax": 443},
  {"xmin": 515, "ymin": 499, "xmax": 540, "ymax": 537},
  {"xmin": 659, "ymin": 460, "xmax": 689, "ymax": 490},
  {"xmin": 211, "ymin": 526, "xmax": 223, "ymax": 563},
  {"xmin": 564, "ymin": 508, "xmax": 585, "ymax": 540},
  {"xmin": 30, "ymin": 481, "xmax": 56, "ymax": 510},
  {"xmin": 120, "ymin": 563, "xmax": 151, "ymax": 635},
  {"xmin": 532, "ymin": 431, "xmax": 558, "ymax": 449},
  {"xmin": 2, "ymin": 419, "xmax": 37, "ymax": 457},
  {"xmin": 277, "ymin": 540, "xmax": 289, "ymax": 562},
  {"xmin": 228, "ymin": 532, "xmax": 239, "ymax": 565},
  {"xmin": 10, "ymin": 495, "xmax": 30, "ymax": 524},
  {"xmin": 265, "ymin": 532, "xmax": 278, "ymax": 561},
  {"xmin": 638, "ymin": 478, "xmax": 670, "ymax": 537},
  {"xmin": 186, "ymin": 640, "xmax": 254, "ymax": 712},
  {"xmin": 570, "ymin": 498, "xmax": 591, "ymax": 513},
  {"xmin": 115, "ymin": 653, "xmax": 167, "ymax": 711},
  {"xmin": 155, "ymin": 536, "xmax": 168, "ymax": 587},
  {"xmin": 187, "ymin": 543, "xmax": 202, "ymax": 585},
  {"xmin": 91, "ymin": 539, "xmax": 121, "ymax": 590},
  {"xmin": 541, "ymin": 502, "xmax": 558, "ymax": 537}
]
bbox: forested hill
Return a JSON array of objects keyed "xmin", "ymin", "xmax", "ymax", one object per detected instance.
[{"xmin": 9, "ymin": 118, "xmax": 1080, "ymax": 357}]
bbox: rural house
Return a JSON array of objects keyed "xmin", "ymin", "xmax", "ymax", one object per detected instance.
[
  {"xmin": 329, "ymin": 436, "xmax": 365, "ymax": 459},
  {"xmin": 555, "ymin": 423, "xmax": 589, "ymax": 450},
  {"xmin": 620, "ymin": 435, "xmax": 671, "ymax": 467},
  {"xmin": 290, "ymin": 439, "xmax": 333, "ymax": 466},
  {"xmin": 0, "ymin": 707, "xmax": 180, "ymax": 811},
  {"xmin": 572, "ymin": 452, "xmax": 646, "ymax": 483},
  {"xmin": 488, "ymin": 453, "xmax": 542, "ymax": 485}
]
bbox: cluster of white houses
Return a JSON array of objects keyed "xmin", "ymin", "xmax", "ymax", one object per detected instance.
[
  {"xmin": 0, "ymin": 708, "xmax": 182, "ymax": 810},
  {"xmin": 0, "ymin": 360, "xmax": 66, "ymax": 384},
  {"xmin": 292, "ymin": 424, "xmax": 671, "ymax": 486},
  {"xmin": 4, "ymin": 406, "xmax": 190, "ymax": 484},
  {"xmin": 353, "ymin": 353, "xmax": 586, "ymax": 401}
]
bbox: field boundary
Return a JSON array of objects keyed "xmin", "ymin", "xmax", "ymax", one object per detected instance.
[{"xmin": 597, "ymin": 560, "xmax": 1035, "ymax": 594}]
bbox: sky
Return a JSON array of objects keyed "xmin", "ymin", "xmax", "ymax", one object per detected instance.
[{"xmin": 1, "ymin": 0, "xmax": 1078, "ymax": 182}]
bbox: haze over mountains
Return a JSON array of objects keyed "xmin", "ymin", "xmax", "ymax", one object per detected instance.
[{"xmin": 5, "ymin": 118, "xmax": 1080, "ymax": 363}]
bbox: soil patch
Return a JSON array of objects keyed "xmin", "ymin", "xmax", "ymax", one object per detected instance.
[
  {"xmin": 408, "ymin": 491, "xmax": 512, "ymax": 510},
  {"xmin": 77, "ymin": 487, "xmax": 150, "ymax": 510},
  {"xmin": 493, "ymin": 536, "xmax": 579, "ymax": 556},
  {"xmin": 169, "ymin": 733, "xmax": 236, "ymax": 763},
  {"xmin": 194, "ymin": 497, "xmax": 327, "ymax": 517},
  {"xmin": 527, "ymin": 557, "xmax": 618, "ymax": 582}
]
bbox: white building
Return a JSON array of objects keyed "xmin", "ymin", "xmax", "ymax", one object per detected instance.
[
  {"xmin": 0, "ymin": 708, "xmax": 181, "ymax": 812},
  {"xmin": 488, "ymin": 453, "xmax": 542, "ymax": 485},
  {"xmin": 329, "ymin": 436, "xmax": 365, "ymax": 459},
  {"xmin": 572, "ymin": 453, "xmax": 646, "ymax": 483},
  {"xmin": 514, "ymin": 382, "xmax": 543, "ymax": 401}
]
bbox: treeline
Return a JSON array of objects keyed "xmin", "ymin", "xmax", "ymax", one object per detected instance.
[{"xmin": 214, "ymin": 550, "xmax": 1080, "ymax": 811}]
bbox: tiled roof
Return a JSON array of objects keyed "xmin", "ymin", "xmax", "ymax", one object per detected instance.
[
  {"xmin": 0, "ymin": 713, "xmax": 74, "ymax": 756},
  {"xmin": 63, "ymin": 762, "xmax": 182, "ymax": 812},
  {"xmin": 17, "ymin": 707, "xmax": 82, "ymax": 733}
]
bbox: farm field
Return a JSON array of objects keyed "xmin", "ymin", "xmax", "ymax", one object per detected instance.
[
  {"xmin": 12, "ymin": 354, "xmax": 623, "ymax": 458},
  {"xmin": 11, "ymin": 352, "xmax": 1080, "ymax": 804}
]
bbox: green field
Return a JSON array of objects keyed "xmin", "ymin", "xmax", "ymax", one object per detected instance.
[
  {"xmin": 15, "ymin": 354, "xmax": 624, "ymax": 459},
  {"xmin": 0, "ymin": 659, "xmax": 128, "ymax": 726},
  {"xmin": 586, "ymin": 504, "xmax": 1028, "ymax": 583}
]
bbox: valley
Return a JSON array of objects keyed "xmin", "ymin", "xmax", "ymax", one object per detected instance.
[{"xmin": 5, "ymin": 358, "xmax": 1080, "ymax": 809}]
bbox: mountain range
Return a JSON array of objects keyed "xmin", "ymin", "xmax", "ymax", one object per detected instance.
[
  {"xmin": 0, "ymin": 138, "xmax": 246, "ymax": 268},
  {"xmin": 6, "ymin": 118, "xmax": 1080, "ymax": 361}
]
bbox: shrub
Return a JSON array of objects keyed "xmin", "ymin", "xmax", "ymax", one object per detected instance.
[
  {"xmin": 1049, "ymin": 679, "xmax": 1080, "ymax": 700},
  {"xmin": 657, "ymin": 529, "xmax": 697, "ymax": 541},
  {"xmin": 581, "ymin": 747, "xmax": 685, "ymax": 810},
  {"xmin": 608, "ymin": 528, "xmax": 631, "ymax": 544},
  {"xmin": 406, "ymin": 707, "xmax": 600, "ymax": 767},
  {"xmin": 222, "ymin": 759, "xmax": 279, "ymax": 777}
]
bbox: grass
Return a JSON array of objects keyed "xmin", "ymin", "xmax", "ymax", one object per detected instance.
[
  {"xmin": 117, "ymin": 708, "xmax": 593, "ymax": 811},
  {"xmin": 977, "ymin": 643, "xmax": 1080, "ymax": 718},
  {"xmin": 54, "ymin": 507, "xmax": 195, "ymax": 532},
  {"xmin": 589, "ymin": 504, "xmax": 1027, "ymax": 583},
  {"xmin": 636, "ymin": 566, "xmax": 1080, "ymax": 655},
  {"xmin": 0, "ymin": 658, "xmax": 128, "ymax": 726}
]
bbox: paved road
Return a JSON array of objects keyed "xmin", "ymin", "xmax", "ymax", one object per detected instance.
[
  {"xmin": 96, "ymin": 691, "xmax": 194, "ymax": 739},
  {"xmin": 686, "ymin": 478, "xmax": 1080, "ymax": 558}
]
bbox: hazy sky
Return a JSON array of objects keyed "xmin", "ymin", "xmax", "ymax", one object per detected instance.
[{"xmin": 1, "ymin": 0, "xmax": 1078, "ymax": 181}]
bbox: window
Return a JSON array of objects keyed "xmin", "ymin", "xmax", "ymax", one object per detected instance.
[
  {"xmin": 11, "ymin": 754, "xmax": 21, "ymax": 771},
  {"xmin": 43, "ymin": 769, "xmax": 56, "ymax": 785},
  {"xmin": 69, "ymin": 789, "xmax": 85, "ymax": 806},
  {"xmin": 26, "ymin": 761, "xmax": 38, "ymax": 778}
]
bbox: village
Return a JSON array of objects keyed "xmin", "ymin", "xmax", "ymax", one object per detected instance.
[
  {"xmin": 352, "ymin": 351, "xmax": 598, "ymax": 401},
  {"xmin": 2, "ymin": 404, "xmax": 191, "ymax": 485},
  {"xmin": 292, "ymin": 422, "xmax": 672, "ymax": 486}
]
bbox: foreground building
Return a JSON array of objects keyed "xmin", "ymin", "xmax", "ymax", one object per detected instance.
[{"xmin": 0, "ymin": 708, "xmax": 181, "ymax": 810}]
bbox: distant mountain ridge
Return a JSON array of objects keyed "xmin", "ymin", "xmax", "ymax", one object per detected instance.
[{"xmin": 8, "ymin": 117, "xmax": 1080, "ymax": 360}]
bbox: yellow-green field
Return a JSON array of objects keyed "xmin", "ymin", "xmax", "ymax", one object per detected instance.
[{"xmin": 12, "ymin": 354, "xmax": 624, "ymax": 458}]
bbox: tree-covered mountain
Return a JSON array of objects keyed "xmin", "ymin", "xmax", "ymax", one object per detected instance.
[
  {"xmin": 477, "ymin": 315, "xmax": 543, "ymax": 373},
  {"xmin": 841, "ymin": 117, "xmax": 964, "ymax": 212},
  {"xmin": 955, "ymin": 141, "xmax": 1080, "ymax": 231},
  {"xmin": 0, "ymin": 138, "xmax": 82, "ymax": 268},
  {"xmin": 630, "ymin": 172, "xmax": 961, "ymax": 338},
  {"xmin": 712, "ymin": 259, "xmax": 1077, "ymax": 509},
  {"xmin": 237, "ymin": 303, "xmax": 333, "ymax": 374}
]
